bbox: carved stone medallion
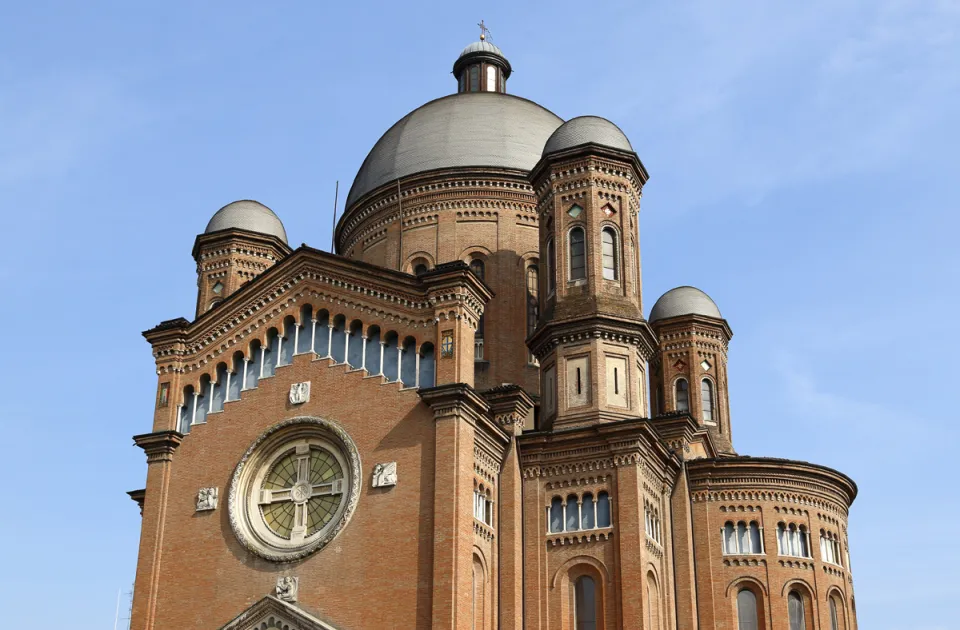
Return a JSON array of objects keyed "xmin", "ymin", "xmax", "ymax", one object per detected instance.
[
  {"xmin": 197, "ymin": 487, "xmax": 219, "ymax": 512},
  {"xmin": 289, "ymin": 382, "xmax": 311, "ymax": 405},
  {"xmin": 372, "ymin": 462, "xmax": 397, "ymax": 488}
]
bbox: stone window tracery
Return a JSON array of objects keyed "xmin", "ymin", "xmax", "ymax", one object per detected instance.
[
  {"xmin": 820, "ymin": 529, "xmax": 843, "ymax": 566},
  {"xmin": 644, "ymin": 500, "xmax": 662, "ymax": 545}
]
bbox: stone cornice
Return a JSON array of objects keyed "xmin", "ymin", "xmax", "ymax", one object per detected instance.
[
  {"xmin": 482, "ymin": 384, "xmax": 535, "ymax": 434},
  {"xmin": 652, "ymin": 314, "xmax": 733, "ymax": 344},
  {"xmin": 419, "ymin": 383, "xmax": 492, "ymax": 427},
  {"xmin": 192, "ymin": 227, "xmax": 293, "ymax": 261},
  {"xmin": 132, "ymin": 430, "xmax": 183, "ymax": 464},
  {"xmin": 144, "ymin": 248, "xmax": 491, "ymax": 373},
  {"xmin": 687, "ymin": 457, "xmax": 857, "ymax": 512},
  {"xmin": 518, "ymin": 417, "xmax": 680, "ymax": 480},
  {"xmin": 527, "ymin": 313, "xmax": 658, "ymax": 361}
]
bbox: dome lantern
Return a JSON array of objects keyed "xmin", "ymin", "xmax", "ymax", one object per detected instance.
[{"xmin": 453, "ymin": 28, "xmax": 511, "ymax": 94}]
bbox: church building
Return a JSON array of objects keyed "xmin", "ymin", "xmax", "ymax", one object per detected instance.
[{"xmin": 129, "ymin": 35, "xmax": 858, "ymax": 630}]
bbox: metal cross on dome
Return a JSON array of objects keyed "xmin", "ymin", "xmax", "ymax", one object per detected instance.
[
  {"xmin": 478, "ymin": 19, "xmax": 491, "ymax": 41},
  {"xmin": 259, "ymin": 442, "xmax": 344, "ymax": 543}
]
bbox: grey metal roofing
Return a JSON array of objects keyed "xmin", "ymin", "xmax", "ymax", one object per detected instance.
[
  {"xmin": 458, "ymin": 40, "xmax": 506, "ymax": 59},
  {"xmin": 648, "ymin": 286, "xmax": 722, "ymax": 322},
  {"xmin": 345, "ymin": 93, "xmax": 563, "ymax": 208},
  {"xmin": 543, "ymin": 115, "xmax": 634, "ymax": 156},
  {"xmin": 205, "ymin": 200, "xmax": 288, "ymax": 244}
]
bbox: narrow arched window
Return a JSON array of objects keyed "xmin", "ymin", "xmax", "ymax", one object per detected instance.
[
  {"xmin": 830, "ymin": 597, "xmax": 840, "ymax": 630},
  {"xmin": 526, "ymin": 264, "xmax": 539, "ymax": 337},
  {"xmin": 470, "ymin": 259, "xmax": 485, "ymax": 340},
  {"xmin": 701, "ymin": 379, "xmax": 715, "ymax": 422},
  {"xmin": 486, "ymin": 65, "xmax": 496, "ymax": 91},
  {"xmin": 788, "ymin": 591, "xmax": 806, "ymax": 630},
  {"xmin": 596, "ymin": 492, "xmax": 611, "ymax": 527},
  {"xmin": 547, "ymin": 238, "xmax": 556, "ymax": 293},
  {"xmin": 413, "ymin": 263, "xmax": 428, "ymax": 275},
  {"xmin": 723, "ymin": 522, "xmax": 737, "ymax": 554},
  {"xmin": 777, "ymin": 523, "xmax": 788, "ymax": 554},
  {"xmin": 574, "ymin": 576, "xmax": 597, "ymax": 630},
  {"xmin": 737, "ymin": 589, "xmax": 759, "ymax": 630},
  {"xmin": 656, "ymin": 385, "xmax": 664, "ymax": 415},
  {"xmin": 566, "ymin": 494, "xmax": 580, "ymax": 531},
  {"xmin": 549, "ymin": 497, "xmax": 564, "ymax": 533},
  {"xmin": 675, "ymin": 379, "xmax": 689, "ymax": 412},
  {"xmin": 569, "ymin": 227, "xmax": 586, "ymax": 280},
  {"xmin": 601, "ymin": 227, "xmax": 618, "ymax": 280},
  {"xmin": 799, "ymin": 526, "xmax": 809, "ymax": 557},
  {"xmin": 749, "ymin": 522, "xmax": 762, "ymax": 554},
  {"xmin": 581, "ymin": 493, "xmax": 595, "ymax": 529},
  {"xmin": 469, "ymin": 65, "xmax": 479, "ymax": 92},
  {"xmin": 737, "ymin": 522, "xmax": 749, "ymax": 553}
]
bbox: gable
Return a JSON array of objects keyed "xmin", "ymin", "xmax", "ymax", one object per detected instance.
[{"xmin": 219, "ymin": 596, "xmax": 339, "ymax": 630}]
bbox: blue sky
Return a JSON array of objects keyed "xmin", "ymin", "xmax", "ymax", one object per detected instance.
[{"xmin": 0, "ymin": 1, "xmax": 956, "ymax": 628}]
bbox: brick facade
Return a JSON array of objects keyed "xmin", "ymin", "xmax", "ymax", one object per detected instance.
[{"xmin": 128, "ymin": 39, "xmax": 858, "ymax": 630}]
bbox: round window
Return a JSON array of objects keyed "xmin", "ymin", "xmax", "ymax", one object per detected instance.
[{"xmin": 229, "ymin": 417, "xmax": 361, "ymax": 562}]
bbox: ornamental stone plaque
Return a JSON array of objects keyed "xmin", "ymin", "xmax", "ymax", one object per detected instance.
[
  {"xmin": 372, "ymin": 462, "xmax": 397, "ymax": 488},
  {"xmin": 289, "ymin": 382, "xmax": 311, "ymax": 405},
  {"xmin": 197, "ymin": 487, "xmax": 218, "ymax": 511},
  {"xmin": 276, "ymin": 576, "xmax": 298, "ymax": 602}
]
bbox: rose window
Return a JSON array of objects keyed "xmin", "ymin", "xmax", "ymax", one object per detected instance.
[
  {"xmin": 259, "ymin": 443, "xmax": 344, "ymax": 542},
  {"xmin": 229, "ymin": 417, "xmax": 361, "ymax": 562}
]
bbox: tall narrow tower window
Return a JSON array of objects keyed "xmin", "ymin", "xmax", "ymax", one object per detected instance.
[
  {"xmin": 526, "ymin": 263, "xmax": 539, "ymax": 363},
  {"xmin": 675, "ymin": 379, "xmax": 689, "ymax": 411},
  {"xmin": 601, "ymin": 228, "xmax": 618, "ymax": 280},
  {"xmin": 486, "ymin": 66, "xmax": 496, "ymax": 91},
  {"xmin": 569, "ymin": 227, "xmax": 586, "ymax": 280},
  {"xmin": 788, "ymin": 591, "xmax": 806, "ymax": 630},
  {"xmin": 701, "ymin": 379, "xmax": 715, "ymax": 423},
  {"xmin": 547, "ymin": 238, "xmax": 556, "ymax": 294},
  {"xmin": 574, "ymin": 575, "xmax": 597, "ymax": 630},
  {"xmin": 736, "ymin": 589, "xmax": 759, "ymax": 630}
]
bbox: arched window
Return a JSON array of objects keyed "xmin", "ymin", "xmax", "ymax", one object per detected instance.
[
  {"xmin": 737, "ymin": 589, "xmax": 759, "ymax": 630},
  {"xmin": 829, "ymin": 595, "xmax": 844, "ymax": 630},
  {"xmin": 569, "ymin": 227, "xmax": 586, "ymax": 280},
  {"xmin": 470, "ymin": 259, "xmax": 485, "ymax": 340},
  {"xmin": 547, "ymin": 238, "xmax": 556, "ymax": 293},
  {"xmin": 486, "ymin": 65, "xmax": 496, "ymax": 91},
  {"xmin": 788, "ymin": 591, "xmax": 806, "ymax": 630},
  {"xmin": 596, "ymin": 492, "xmax": 611, "ymax": 528},
  {"xmin": 526, "ymin": 263, "xmax": 539, "ymax": 340},
  {"xmin": 601, "ymin": 227, "xmax": 618, "ymax": 280},
  {"xmin": 798, "ymin": 526, "xmax": 809, "ymax": 557},
  {"xmin": 413, "ymin": 263, "xmax": 428, "ymax": 275},
  {"xmin": 675, "ymin": 379, "xmax": 689, "ymax": 412},
  {"xmin": 566, "ymin": 494, "xmax": 580, "ymax": 531},
  {"xmin": 550, "ymin": 497, "xmax": 564, "ymax": 533},
  {"xmin": 656, "ymin": 385, "xmax": 664, "ymax": 415},
  {"xmin": 701, "ymin": 379, "xmax": 715, "ymax": 423},
  {"xmin": 646, "ymin": 572, "xmax": 661, "ymax": 630},
  {"xmin": 469, "ymin": 65, "xmax": 479, "ymax": 92},
  {"xmin": 580, "ymin": 493, "xmax": 595, "ymax": 529},
  {"xmin": 574, "ymin": 575, "xmax": 597, "ymax": 630},
  {"xmin": 749, "ymin": 522, "xmax": 762, "ymax": 554},
  {"xmin": 723, "ymin": 522, "xmax": 737, "ymax": 554}
]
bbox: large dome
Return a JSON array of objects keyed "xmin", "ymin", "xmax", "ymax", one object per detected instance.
[{"xmin": 345, "ymin": 93, "xmax": 563, "ymax": 208}]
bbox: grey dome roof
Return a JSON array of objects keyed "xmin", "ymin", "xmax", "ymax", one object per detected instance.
[
  {"xmin": 346, "ymin": 93, "xmax": 563, "ymax": 208},
  {"xmin": 459, "ymin": 40, "xmax": 505, "ymax": 59},
  {"xmin": 204, "ymin": 200, "xmax": 288, "ymax": 244},
  {"xmin": 543, "ymin": 116, "xmax": 634, "ymax": 156},
  {"xmin": 649, "ymin": 286, "xmax": 722, "ymax": 322}
]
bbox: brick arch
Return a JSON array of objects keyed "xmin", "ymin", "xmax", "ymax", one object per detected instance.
[
  {"xmin": 550, "ymin": 555, "xmax": 611, "ymax": 589},
  {"xmin": 725, "ymin": 575, "xmax": 768, "ymax": 598}
]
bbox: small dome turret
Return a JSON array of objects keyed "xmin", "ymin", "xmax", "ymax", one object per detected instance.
[
  {"xmin": 649, "ymin": 286, "xmax": 722, "ymax": 322},
  {"xmin": 204, "ymin": 200, "xmax": 288, "ymax": 244},
  {"xmin": 453, "ymin": 34, "xmax": 512, "ymax": 94},
  {"xmin": 543, "ymin": 116, "xmax": 634, "ymax": 156}
]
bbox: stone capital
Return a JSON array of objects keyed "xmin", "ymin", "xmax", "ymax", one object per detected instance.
[{"xmin": 133, "ymin": 430, "xmax": 183, "ymax": 464}]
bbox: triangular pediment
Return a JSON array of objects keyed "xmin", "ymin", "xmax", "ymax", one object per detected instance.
[{"xmin": 219, "ymin": 595, "xmax": 340, "ymax": 630}]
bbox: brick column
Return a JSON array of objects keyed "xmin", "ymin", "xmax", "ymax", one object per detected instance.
[
  {"xmin": 420, "ymin": 384, "xmax": 490, "ymax": 630},
  {"xmin": 129, "ymin": 431, "xmax": 182, "ymax": 630},
  {"xmin": 614, "ymin": 454, "xmax": 647, "ymax": 628}
]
